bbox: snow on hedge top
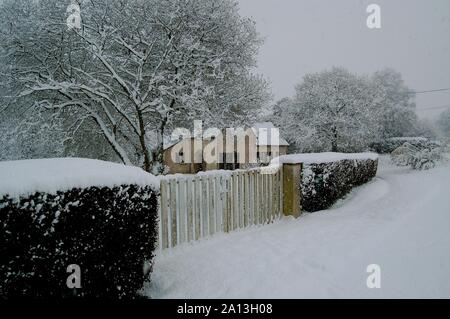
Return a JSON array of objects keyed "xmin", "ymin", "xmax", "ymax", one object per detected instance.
[
  {"xmin": 0, "ymin": 158, "xmax": 159, "ymax": 198},
  {"xmin": 271, "ymin": 152, "xmax": 378, "ymax": 165}
]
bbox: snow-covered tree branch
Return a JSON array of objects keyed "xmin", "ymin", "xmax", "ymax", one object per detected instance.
[{"xmin": 0, "ymin": 0, "xmax": 269, "ymax": 173}]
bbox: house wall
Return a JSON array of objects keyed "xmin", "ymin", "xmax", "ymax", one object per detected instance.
[
  {"xmin": 257, "ymin": 145, "xmax": 288, "ymax": 163},
  {"xmin": 163, "ymin": 138, "xmax": 200, "ymax": 174},
  {"xmin": 163, "ymin": 130, "xmax": 288, "ymax": 174},
  {"xmin": 163, "ymin": 150, "xmax": 193, "ymax": 174},
  {"xmin": 199, "ymin": 129, "xmax": 259, "ymax": 171}
]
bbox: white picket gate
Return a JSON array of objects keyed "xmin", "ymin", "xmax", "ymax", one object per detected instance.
[{"xmin": 158, "ymin": 167, "xmax": 283, "ymax": 249}]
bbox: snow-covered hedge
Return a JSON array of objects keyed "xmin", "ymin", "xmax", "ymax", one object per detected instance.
[
  {"xmin": 301, "ymin": 158, "xmax": 378, "ymax": 212},
  {"xmin": 0, "ymin": 158, "xmax": 159, "ymax": 298},
  {"xmin": 273, "ymin": 153, "xmax": 378, "ymax": 212}
]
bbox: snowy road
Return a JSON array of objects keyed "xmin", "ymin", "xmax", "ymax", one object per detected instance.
[{"xmin": 145, "ymin": 157, "xmax": 450, "ymax": 298}]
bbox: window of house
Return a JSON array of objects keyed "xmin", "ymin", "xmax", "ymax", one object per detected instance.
[
  {"xmin": 178, "ymin": 151, "xmax": 185, "ymax": 164},
  {"xmin": 224, "ymin": 153, "xmax": 234, "ymax": 163}
]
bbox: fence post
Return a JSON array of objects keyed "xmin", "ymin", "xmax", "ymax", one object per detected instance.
[
  {"xmin": 160, "ymin": 180, "xmax": 169, "ymax": 249},
  {"xmin": 282, "ymin": 163, "xmax": 302, "ymax": 218}
]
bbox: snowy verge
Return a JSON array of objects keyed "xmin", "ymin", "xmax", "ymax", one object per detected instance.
[
  {"xmin": 0, "ymin": 158, "xmax": 159, "ymax": 198},
  {"xmin": 271, "ymin": 152, "xmax": 378, "ymax": 165}
]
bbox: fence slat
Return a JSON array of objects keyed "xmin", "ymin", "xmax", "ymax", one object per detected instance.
[
  {"xmin": 169, "ymin": 179, "xmax": 177, "ymax": 247},
  {"xmin": 243, "ymin": 172, "xmax": 248, "ymax": 228},
  {"xmin": 272, "ymin": 173, "xmax": 276, "ymax": 219},
  {"xmin": 160, "ymin": 180, "xmax": 169, "ymax": 249},
  {"xmin": 194, "ymin": 177, "xmax": 201, "ymax": 241},
  {"xmin": 279, "ymin": 168, "xmax": 284, "ymax": 218},
  {"xmin": 274, "ymin": 170, "xmax": 279, "ymax": 219},
  {"xmin": 267, "ymin": 174, "xmax": 270, "ymax": 222},
  {"xmin": 237, "ymin": 173, "xmax": 241, "ymax": 229},
  {"xmin": 248, "ymin": 171, "xmax": 255, "ymax": 226},
  {"xmin": 277, "ymin": 170, "xmax": 281, "ymax": 218},
  {"xmin": 159, "ymin": 166, "xmax": 285, "ymax": 249},
  {"xmin": 264, "ymin": 173, "xmax": 268, "ymax": 223},
  {"xmin": 257, "ymin": 173, "xmax": 262, "ymax": 225},
  {"xmin": 186, "ymin": 179, "xmax": 194, "ymax": 242},
  {"xmin": 178, "ymin": 180, "xmax": 186, "ymax": 244},
  {"xmin": 268, "ymin": 174, "xmax": 272, "ymax": 222},
  {"xmin": 202, "ymin": 178, "xmax": 208, "ymax": 237},
  {"xmin": 267, "ymin": 174, "xmax": 271, "ymax": 223},
  {"xmin": 268, "ymin": 174, "xmax": 275, "ymax": 222},
  {"xmin": 255, "ymin": 171, "xmax": 259, "ymax": 225},
  {"xmin": 232, "ymin": 173, "xmax": 237, "ymax": 231},
  {"xmin": 261, "ymin": 173, "xmax": 266, "ymax": 224},
  {"xmin": 221, "ymin": 177, "xmax": 229, "ymax": 233},
  {"xmin": 209, "ymin": 176, "xmax": 215, "ymax": 236},
  {"xmin": 226, "ymin": 177, "xmax": 232, "ymax": 232},
  {"xmin": 215, "ymin": 177, "xmax": 221, "ymax": 233},
  {"xmin": 240, "ymin": 172, "xmax": 245, "ymax": 229},
  {"xmin": 237, "ymin": 173, "xmax": 241, "ymax": 228}
]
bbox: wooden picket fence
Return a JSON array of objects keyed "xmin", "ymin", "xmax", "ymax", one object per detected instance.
[{"xmin": 158, "ymin": 167, "xmax": 283, "ymax": 249}]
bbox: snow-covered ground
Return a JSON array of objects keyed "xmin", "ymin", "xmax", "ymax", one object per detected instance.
[{"xmin": 145, "ymin": 156, "xmax": 450, "ymax": 299}]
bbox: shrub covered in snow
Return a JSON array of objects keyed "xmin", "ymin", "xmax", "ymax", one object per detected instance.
[
  {"xmin": 370, "ymin": 137, "xmax": 434, "ymax": 154},
  {"xmin": 301, "ymin": 159, "xmax": 378, "ymax": 212},
  {"xmin": 0, "ymin": 159, "xmax": 159, "ymax": 299},
  {"xmin": 391, "ymin": 142, "xmax": 444, "ymax": 170}
]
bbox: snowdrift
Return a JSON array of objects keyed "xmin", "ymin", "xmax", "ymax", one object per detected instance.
[{"xmin": 0, "ymin": 158, "xmax": 159, "ymax": 298}]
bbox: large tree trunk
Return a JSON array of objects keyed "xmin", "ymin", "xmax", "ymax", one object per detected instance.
[
  {"xmin": 140, "ymin": 135, "xmax": 151, "ymax": 172},
  {"xmin": 331, "ymin": 126, "xmax": 339, "ymax": 152},
  {"xmin": 331, "ymin": 142, "xmax": 338, "ymax": 152},
  {"xmin": 136, "ymin": 108, "xmax": 152, "ymax": 172},
  {"xmin": 151, "ymin": 112, "xmax": 170, "ymax": 174}
]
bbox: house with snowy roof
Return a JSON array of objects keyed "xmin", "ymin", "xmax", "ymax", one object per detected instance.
[{"xmin": 162, "ymin": 122, "xmax": 289, "ymax": 174}]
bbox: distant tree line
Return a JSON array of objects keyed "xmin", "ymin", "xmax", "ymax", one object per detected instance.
[{"xmin": 270, "ymin": 67, "xmax": 441, "ymax": 153}]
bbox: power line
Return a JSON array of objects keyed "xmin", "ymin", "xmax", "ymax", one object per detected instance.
[
  {"xmin": 417, "ymin": 104, "xmax": 450, "ymax": 111},
  {"xmin": 409, "ymin": 87, "xmax": 450, "ymax": 95}
]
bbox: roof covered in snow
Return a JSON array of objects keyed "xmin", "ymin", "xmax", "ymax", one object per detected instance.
[
  {"xmin": 251, "ymin": 122, "xmax": 289, "ymax": 146},
  {"xmin": 0, "ymin": 158, "xmax": 159, "ymax": 198},
  {"xmin": 271, "ymin": 152, "xmax": 379, "ymax": 165},
  {"xmin": 164, "ymin": 138, "xmax": 184, "ymax": 151},
  {"xmin": 163, "ymin": 122, "xmax": 289, "ymax": 150}
]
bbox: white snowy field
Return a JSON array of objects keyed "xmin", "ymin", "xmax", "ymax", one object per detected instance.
[{"xmin": 145, "ymin": 156, "xmax": 450, "ymax": 299}]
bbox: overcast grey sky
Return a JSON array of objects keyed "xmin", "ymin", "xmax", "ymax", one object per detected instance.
[{"xmin": 238, "ymin": 0, "xmax": 450, "ymax": 118}]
